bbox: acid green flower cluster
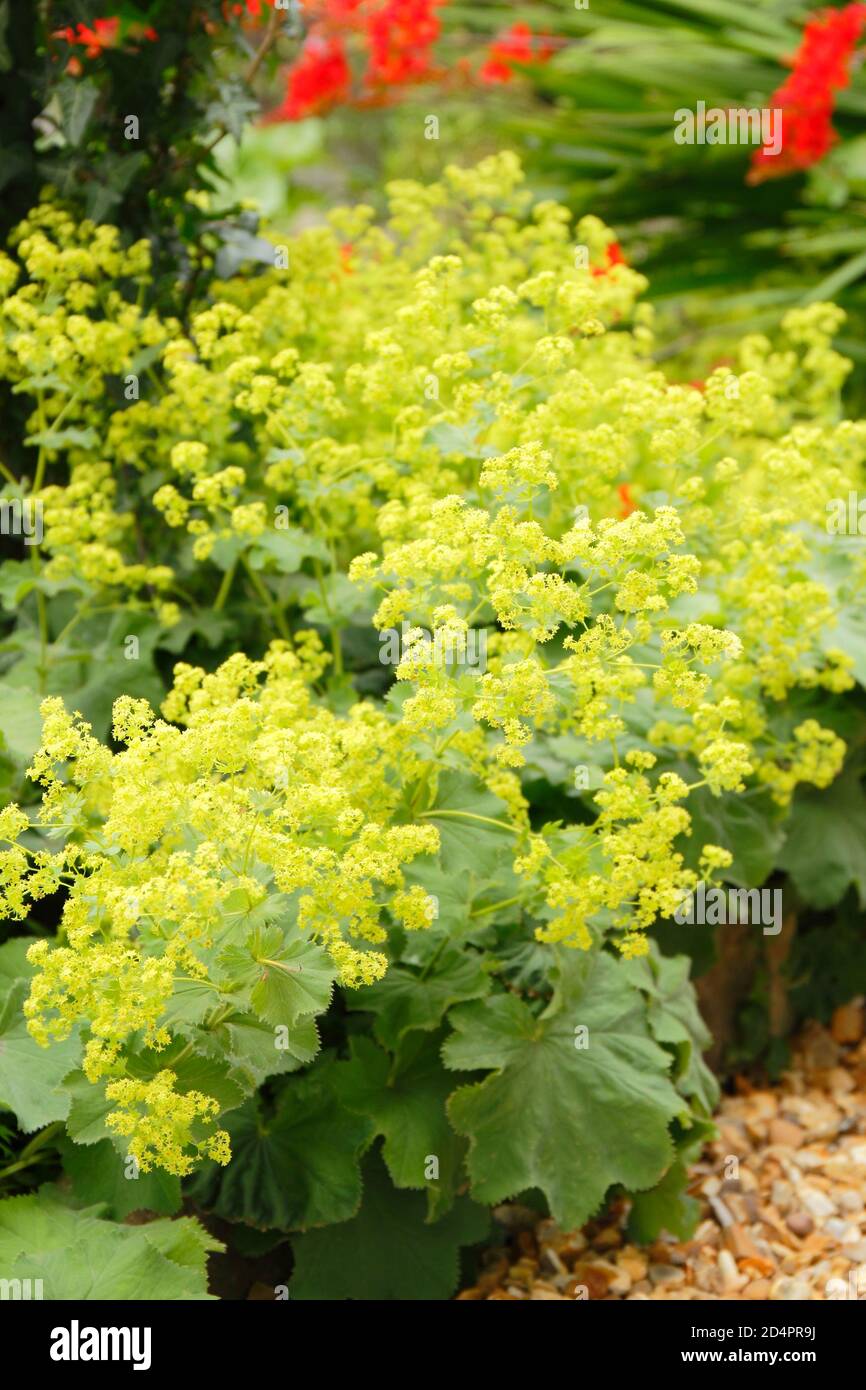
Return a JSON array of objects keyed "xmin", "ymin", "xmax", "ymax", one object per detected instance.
[{"xmin": 0, "ymin": 153, "xmax": 862, "ymax": 1178}]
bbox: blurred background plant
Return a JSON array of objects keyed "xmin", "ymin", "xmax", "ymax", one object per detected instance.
[
  {"xmin": 12, "ymin": 1, "xmax": 866, "ymax": 369},
  {"xmin": 211, "ymin": 1, "xmax": 866, "ymax": 386}
]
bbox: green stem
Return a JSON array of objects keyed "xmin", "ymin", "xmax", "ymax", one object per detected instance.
[
  {"xmin": 0, "ymin": 1121, "xmax": 63, "ymax": 1181},
  {"xmin": 418, "ymin": 808, "xmax": 520, "ymax": 834},
  {"xmin": 418, "ymin": 933, "xmax": 449, "ymax": 981},
  {"xmin": 212, "ymin": 558, "xmax": 238, "ymax": 612},
  {"xmin": 242, "ymin": 557, "xmax": 290, "ymax": 640},
  {"xmin": 312, "ymin": 556, "xmax": 343, "ymax": 675},
  {"xmin": 469, "ymin": 894, "xmax": 524, "ymax": 919}
]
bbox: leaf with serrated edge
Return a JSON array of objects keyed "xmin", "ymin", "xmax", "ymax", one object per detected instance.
[
  {"xmin": 335, "ymin": 1033, "xmax": 465, "ymax": 1218},
  {"xmin": 60, "ymin": 1138, "xmax": 181, "ymax": 1219},
  {"xmin": 291, "ymin": 1151, "xmax": 489, "ymax": 1300},
  {"xmin": 187, "ymin": 1057, "xmax": 371, "ymax": 1230},
  {"xmin": 0, "ymin": 1185, "xmax": 219, "ymax": 1299},
  {"xmin": 348, "ymin": 938, "xmax": 489, "ymax": 1051},
  {"xmin": 623, "ymin": 946, "xmax": 719, "ymax": 1113},
  {"xmin": 0, "ymin": 981, "xmax": 81, "ymax": 1132},
  {"xmin": 443, "ymin": 950, "xmax": 684, "ymax": 1229}
]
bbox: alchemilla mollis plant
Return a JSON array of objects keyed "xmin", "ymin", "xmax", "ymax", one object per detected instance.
[{"xmin": 0, "ymin": 152, "xmax": 865, "ymax": 1299}]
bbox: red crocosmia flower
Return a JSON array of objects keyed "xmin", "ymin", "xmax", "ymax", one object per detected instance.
[
  {"xmin": 365, "ymin": 0, "xmax": 442, "ymax": 91},
  {"xmin": 749, "ymin": 3, "xmax": 866, "ymax": 183},
  {"xmin": 266, "ymin": 35, "xmax": 352, "ymax": 120},
  {"xmin": 591, "ymin": 241, "xmax": 626, "ymax": 276},
  {"xmin": 618, "ymin": 483, "xmax": 637, "ymax": 518},
  {"xmin": 54, "ymin": 17, "xmax": 120, "ymax": 57},
  {"xmin": 480, "ymin": 22, "xmax": 534, "ymax": 83},
  {"xmin": 268, "ymin": 1, "xmax": 444, "ymax": 120},
  {"xmin": 54, "ymin": 16, "xmax": 158, "ymax": 58}
]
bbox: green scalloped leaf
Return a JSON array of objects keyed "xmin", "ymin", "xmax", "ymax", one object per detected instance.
[
  {"xmin": 623, "ymin": 946, "xmax": 719, "ymax": 1112},
  {"xmin": 0, "ymin": 1186, "xmax": 219, "ymax": 1300},
  {"xmin": 443, "ymin": 951, "xmax": 684, "ymax": 1229},
  {"xmin": 778, "ymin": 765, "xmax": 866, "ymax": 909},
  {"xmin": 218, "ymin": 923, "xmax": 335, "ymax": 1029},
  {"xmin": 0, "ymin": 981, "xmax": 81, "ymax": 1132},
  {"xmin": 347, "ymin": 935, "xmax": 489, "ymax": 1051},
  {"xmin": 291, "ymin": 1151, "xmax": 489, "ymax": 1301},
  {"xmin": 187, "ymin": 1057, "xmax": 372, "ymax": 1231},
  {"xmin": 60, "ymin": 1138, "xmax": 182, "ymax": 1219},
  {"xmin": 626, "ymin": 1159, "xmax": 700, "ymax": 1244},
  {"xmin": 63, "ymin": 1042, "xmax": 246, "ymax": 1149},
  {"xmin": 334, "ymin": 1032, "xmax": 466, "ymax": 1219}
]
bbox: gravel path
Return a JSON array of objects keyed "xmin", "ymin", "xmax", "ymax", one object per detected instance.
[{"xmin": 458, "ymin": 1004, "xmax": 866, "ymax": 1301}]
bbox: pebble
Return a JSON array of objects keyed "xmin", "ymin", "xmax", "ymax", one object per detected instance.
[
  {"xmin": 831, "ymin": 1001, "xmax": 864, "ymax": 1045},
  {"xmin": 771, "ymin": 1276, "xmax": 813, "ymax": 1300},
  {"xmin": 823, "ymin": 1218, "xmax": 858, "ymax": 1242},
  {"xmin": 772, "ymin": 1180, "xmax": 793, "ymax": 1210},
  {"xmin": 785, "ymin": 1211, "xmax": 814, "ymax": 1237},
  {"xmin": 742, "ymin": 1279, "xmax": 772, "ymax": 1300},
  {"xmin": 717, "ymin": 1250, "xmax": 746, "ymax": 1292},
  {"xmin": 800, "ymin": 1188, "xmax": 836, "ymax": 1220},
  {"xmin": 769, "ymin": 1118, "xmax": 805, "ymax": 1148}
]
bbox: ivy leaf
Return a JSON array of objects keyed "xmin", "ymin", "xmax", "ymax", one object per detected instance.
[
  {"xmin": 0, "ymin": 981, "xmax": 81, "ymax": 1132},
  {"xmin": 291, "ymin": 1151, "xmax": 489, "ymax": 1301},
  {"xmin": 335, "ymin": 1033, "xmax": 466, "ymax": 1218},
  {"xmin": 0, "ymin": 1186, "xmax": 220, "ymax": 1299},
  {"xmin": 623, "ymin": 947, "xmax": 719, "ymax": 1112},
  {"xmin": 187, "ymin": 1058, "xmax": 372, "ymax": 1231},
  {"xmin": 778, "ymin": 765, "xmax": 866, "ymax": 908},
  {"xmin": 347, "ymin": 936, "xmax": 489, "ymax": 1051},
  {"xmin": 443, "ymin": 951, "xmax": 684, "ymax": 1229},
  {"xmin": 60, "ymin": 1138, "xmax": 182, "ymax": 1219},
  {"xmin": 56, "ymin": 78, "xmax": 99, "ymax": 147}
]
